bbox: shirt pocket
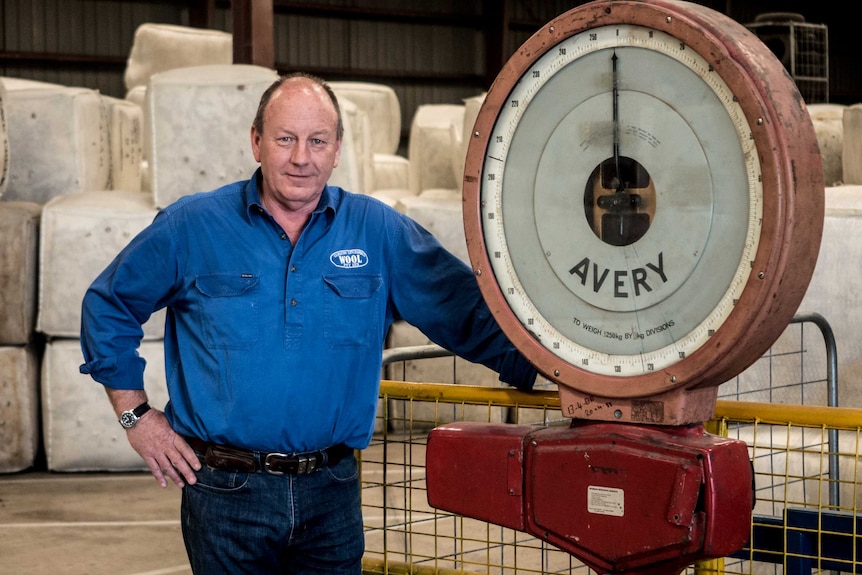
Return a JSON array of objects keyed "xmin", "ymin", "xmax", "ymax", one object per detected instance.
[
  {"xmin": 322, "ymin": 274, "xmax": 383, "ymax": 347},
  {"xmin": 194, "ymin": 273, "xmax": 260, "ymax": 349}
]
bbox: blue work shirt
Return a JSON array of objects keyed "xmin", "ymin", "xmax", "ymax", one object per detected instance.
[{"xmin": 80, "ymin": 170, "xmax": 536, "ymax": 453}]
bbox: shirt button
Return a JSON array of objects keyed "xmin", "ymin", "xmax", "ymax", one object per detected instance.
[
  {"xmin": 290, "ymin": 265, "xmax": 297, "ymax": 272},
  {"xmin": 280, "ymin": 232, "xmax": 287, "ymax": 240},
  {"xmin": 290, "ymin": 298, "xmax": 297, "ymax": 306}
]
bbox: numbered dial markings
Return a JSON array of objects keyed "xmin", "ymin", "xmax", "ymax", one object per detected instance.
[{"xmin": 481, "ymin": 24, "xmax": 762, "ymax": 377}]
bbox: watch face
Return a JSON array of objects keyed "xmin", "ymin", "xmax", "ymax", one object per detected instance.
[
  {"xmin": 464, "ymin": 0, "xmax": 823, "ymax": 400},
  {"xmin": 119, "ymin": 412, "xmax": 137, "ymax": 428}
]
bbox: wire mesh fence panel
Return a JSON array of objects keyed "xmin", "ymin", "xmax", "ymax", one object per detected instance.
[
  {"xmin": 717, "ymin": 314, "xmax": 837, "ymax": 408},
  {"xmin": 361, "ymin": 314, "xmax": 861, "ymax": 575},
  {"xmin": 712, "ymin": 314, "xmax": 857, "ymax": 575},
  {"xmin": 361, "ymin": 388, "xmax": 592, "ymax": 575},
  {"xmin": 710, "ymin": 415, "xmax": 862, "ymax": 575}
]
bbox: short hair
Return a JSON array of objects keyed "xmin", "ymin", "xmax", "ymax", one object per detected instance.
[{"xmin": 252, "ymin": 72, "xmax": 344, "ymax": 140}]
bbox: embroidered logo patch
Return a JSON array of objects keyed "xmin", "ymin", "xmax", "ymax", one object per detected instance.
[{"xmin": 330, "ymin": 249, "xmax": 369, "ymax": 269}]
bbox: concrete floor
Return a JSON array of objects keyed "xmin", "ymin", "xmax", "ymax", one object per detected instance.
[
  {"xmin": 0, "ymin": 471, "xmax": 191, "ymax": 575},
  {"xmin": 0, "ymin": 436, "xmax": 412, "ymax": 575},
  {"xmin": 0, "ymin": 446, "xmax": 571, "ymax": 575},
  {"xmin": 0, "ymin": 428, "xmax": 425, "ymax": 575}
]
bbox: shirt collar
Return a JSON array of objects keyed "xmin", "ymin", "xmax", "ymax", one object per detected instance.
[{"xmin": 244, "ymin": 168, "xmax": 339, "ymax": 222}]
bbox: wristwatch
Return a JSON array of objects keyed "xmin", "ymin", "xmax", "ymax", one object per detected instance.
[{"xmin": 119, "ymin": 402, "xmax": 151, "ymax": 429}]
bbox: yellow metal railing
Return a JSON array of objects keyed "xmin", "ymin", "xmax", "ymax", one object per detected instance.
[{"xmin": 360, "ymin": 381, "xmax": 862, "ymax": 575}]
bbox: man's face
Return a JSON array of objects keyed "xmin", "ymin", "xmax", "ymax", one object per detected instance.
[{"xmin": 251, "ymin": 78, "xmax": 342, "ymax": 210}]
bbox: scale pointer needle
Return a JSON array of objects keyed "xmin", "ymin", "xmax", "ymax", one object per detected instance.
[{"xmin": 612, "ymin": 51, "xmax": 625, "ymax": 237}]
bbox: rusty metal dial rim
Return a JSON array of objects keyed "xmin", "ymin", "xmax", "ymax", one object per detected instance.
[{"xmin": 463, "ymin": 0, "xmax": 824, "ymax": 398}]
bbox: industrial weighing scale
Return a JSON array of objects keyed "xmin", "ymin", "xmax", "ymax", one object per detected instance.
[{"xmin": 426, "ymin": 1, "xmax": 824, "ymax": 573}]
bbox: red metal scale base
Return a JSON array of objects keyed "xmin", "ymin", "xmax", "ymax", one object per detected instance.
[{"xmin": 426, "ymin": 421, "xmax": 752, "ymax": 575}]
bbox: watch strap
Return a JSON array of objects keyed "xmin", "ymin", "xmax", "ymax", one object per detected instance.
[
  {"xmin": 119, "ymin": 401, "xmax": 151, "ymax": 428},
  {"xmin": 131, "ymin": 401, "xmax": 151, "ymax": 417}
]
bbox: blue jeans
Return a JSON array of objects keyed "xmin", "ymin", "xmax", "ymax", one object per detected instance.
[{"xmin": 181, "ymin": 453, "xmax": 364, "ymax": 574}]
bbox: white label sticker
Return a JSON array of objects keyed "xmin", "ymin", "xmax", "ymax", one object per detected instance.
[{"xmin": 587, "ymin": 485, "xmax": 624, "ymax": 517}]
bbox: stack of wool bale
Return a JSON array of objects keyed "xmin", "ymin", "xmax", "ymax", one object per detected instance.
[
  {"xmin": 0, "ymin": 77, "xmax": 43, "ymax": 472},
  {"xmin": 329, "ymin": 81, "xmax": 409, "ymax": 203},
  {"xmin": 0, "ymin": 23, "xmax": 274, "ymax": 472},
  {"xmin": 0, "ymin": 72, "xmax": 163, "ymax": 472}
]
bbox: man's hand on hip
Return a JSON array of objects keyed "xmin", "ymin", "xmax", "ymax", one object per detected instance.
[{"xmin": 127, "ymin": 409, "xmax": 201, "ymax": 488}]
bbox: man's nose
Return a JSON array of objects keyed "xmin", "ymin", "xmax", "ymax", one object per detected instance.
[{"xmin": 290, "ymin": 141, "xmax": 309, "ymax": 163}]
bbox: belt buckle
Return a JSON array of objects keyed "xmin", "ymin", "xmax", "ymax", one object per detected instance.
[
  {"xmin": 264, "ymin": 452, "xmax": 289, "ymax": 475},
  {"xmin": 263, "ymin": 452, "xmax": 318, "ymax": 475}
]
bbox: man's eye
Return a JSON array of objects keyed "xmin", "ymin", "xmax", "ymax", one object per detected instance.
[
  {"xmin": 311, "ymin": 139, "xmax": 325, "ymax": 146},
  {"xmin": 278, "ymin": 137, "xmax": 294, "ymax": 144}
]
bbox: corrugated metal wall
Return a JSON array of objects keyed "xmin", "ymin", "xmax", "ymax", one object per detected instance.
[
  {"xmin": 272, "ymin": 4, "xmax": 488, "ymax": 134},
  {"xmin": 0, "ymin": 1, "xmax": 596, "ymax": 139},
  {"xmin": 0, "ymin": 0, "xmax": 499, "ymax": 135},
  {"xmin": 0, "ymin": 0, "xmax": 208, "ymax": 96},
  {"xmin": 2, "ymin": 0, "xmax": 856, "ymax": 138}
]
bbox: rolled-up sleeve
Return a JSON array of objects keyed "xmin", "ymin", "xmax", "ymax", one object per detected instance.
[{"xmin": 79, "ymin": 212, "xmax": 179, "ymax": 389}]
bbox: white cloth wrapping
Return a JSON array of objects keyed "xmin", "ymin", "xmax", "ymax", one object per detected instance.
[
  {"xmin": 103, "ymin": 96, "xmax": 144, "ymax": 193},
  {"xmin": 146, "ymin": 64, "xmax": 278, "ymax": 208},
  {"xmin": 0, "ymin": 201, "xmax": 41, "ymax": 344},
  {"xmin": 124, "ymin": 23, "xmax": 232, "ymax": 92},
  {"xmin": 4, "ymin": 85, "xmax": 110, "ymax": 203},
  {"xmin": 0, "ymin": 345, "xmax": 40, "ymax": 473},
  {"xmin": 42, "ymin": 339, "xmax": 169, "ymax": 471},
  {"xmin": 37, "ymin": 190, "xmax": 164, "ymax": 339}
]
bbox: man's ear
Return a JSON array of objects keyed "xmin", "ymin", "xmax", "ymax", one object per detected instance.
[
  {"xmin": 332, "ymin": 137, "xmax": 342, "ymax": 169},
  {"xmin": 250, "ymin": 126, "xmax": 262, "ymax": 163}
]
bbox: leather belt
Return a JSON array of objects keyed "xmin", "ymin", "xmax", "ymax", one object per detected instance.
[{"xmin": 185, "ymin": 436, "xmax": 352, "ymax": 475}]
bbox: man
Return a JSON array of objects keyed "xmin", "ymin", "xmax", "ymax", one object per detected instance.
[{"xmin": 80, "ymin": 72, "xmax": 537, "ymax": 574}]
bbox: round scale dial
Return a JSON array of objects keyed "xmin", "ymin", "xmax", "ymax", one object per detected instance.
[
  {"xmin": 486, "ymin": 23, "xmax": 761, "ymax": 377},
  {"xmin": 464, "ymin": 0, "xmax": 823, "ymax": 402}
]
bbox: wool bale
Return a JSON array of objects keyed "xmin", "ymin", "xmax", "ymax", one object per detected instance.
[
  {"xmin": 328, "ymin": 97, "xmax": 371, "ymax": 195},
  {"xmin": 37, "ymin": 190, "xmax": 164, "ymax": 339},
  {"xmin": 147, "ymin": 64, "xmax": 278, "ymax": 208},
  {"xmin": 371, "ymin": 154, "xmax": 410, "ymax": 198},
  {"xmin": 0, "ymin": 202, "xmax": 40, "ymax": 344},
  {"xmin": 124, "ymin": 86, "xmax": 150, "ymax": 193},
  {"xmin": 103, "ymin": 96, "xmax": 144, "ymax": 193},
  {"xmin": 0, "ymin": 345, "xmax": 40, "ymax": 473},
  {"xmin": 42, "ymin": 338, "xmax": 168, "ymax": 472},
  {"xmin": 4, "ymin": 85, "xmax": 110, "ymax": 203},
  {"xmin": 841, "ymin": 105, "xmax": 862, "ymax": 185},
  {"xmin": 450, "ymin": 93, "xmax": 486, "ymax": 193},
  {"xmin": 808, "ymin": 103, "xmax": 845, "ymax": 187},
  {"xmin": 124, "ymin": 85, "xmax": 147, "ymax": 108},
  {"xmin": 407, "ymin": 104, "xmax": 465, "ymax": 196},
  {"xmin": 397, "ymin": 192, "xmax": 468, "ymax": 264},
  {"xmin": 329, "ymin": 82, "xmax": 401, "ymax": 156},
  {"xmin": 124, "ymin": 23, "xmax": 232, "ymax": 92}
]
